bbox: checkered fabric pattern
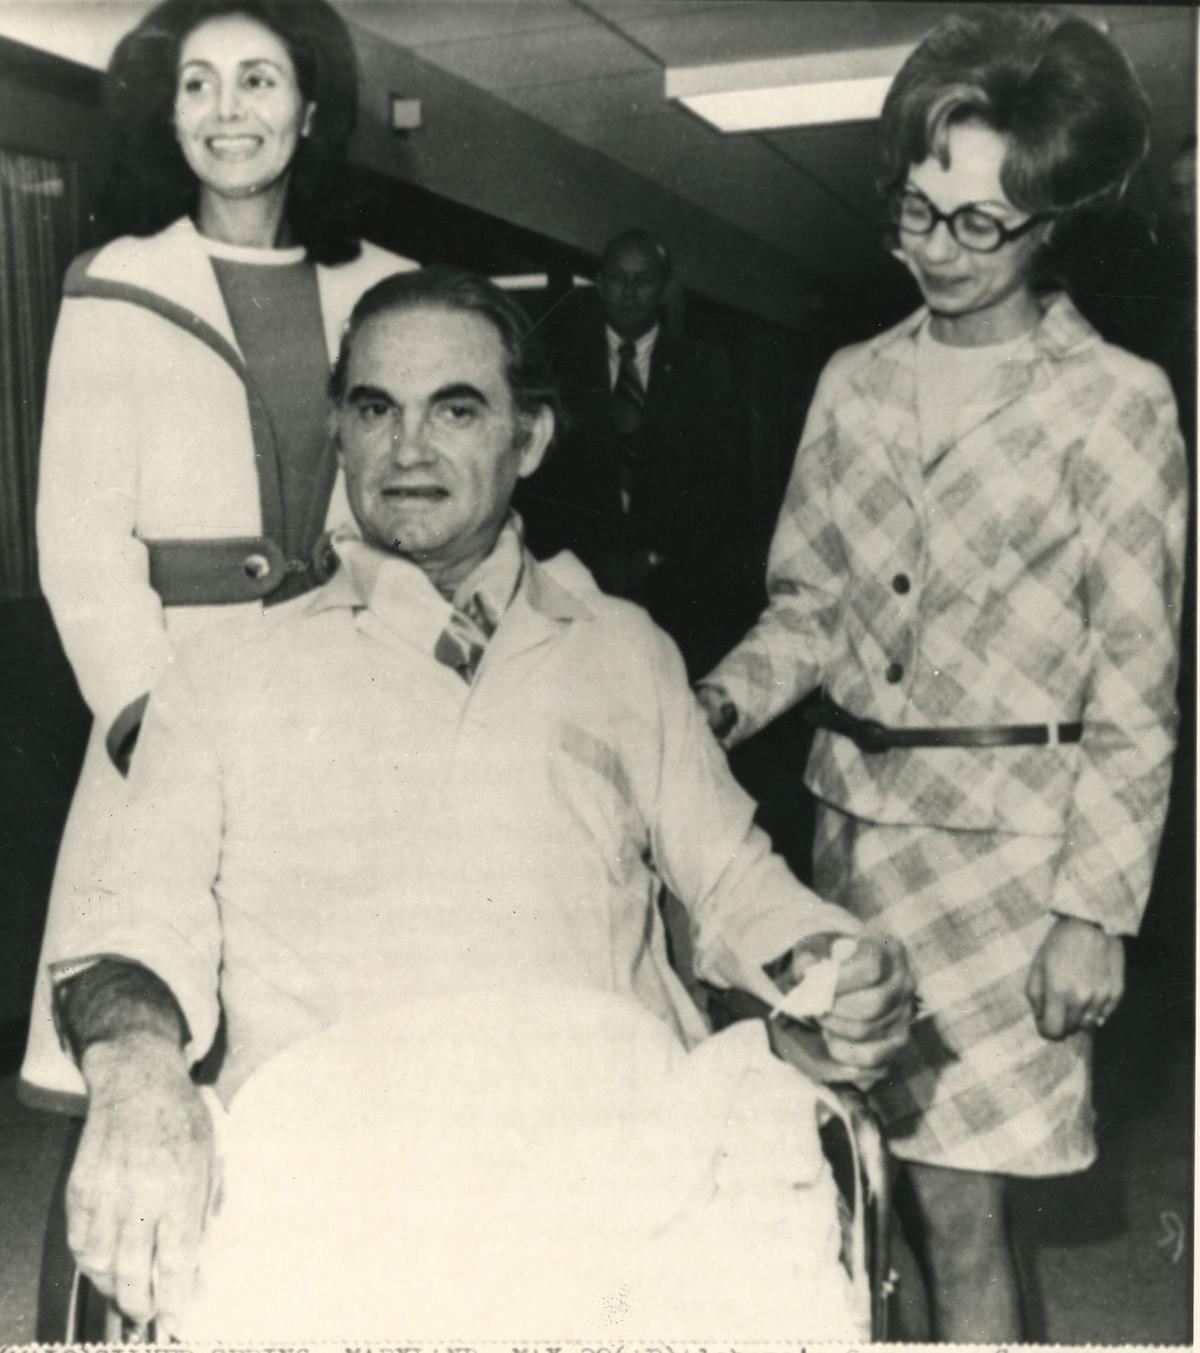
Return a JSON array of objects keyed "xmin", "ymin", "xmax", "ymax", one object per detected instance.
[
  {"xmin": 432, "ymin": 520, "xmax": 523, "ymax": 683},
  {"xmin": 814, "ymin": 807, "xmax": 1094, "ymax": 1176},
  {"xmin": 705, "ymin": 293, "xmax": 1186, "ymax": 938},
  {"xmin": 434, "ymin": 593, "xmax": 498, "ymax": 684}
]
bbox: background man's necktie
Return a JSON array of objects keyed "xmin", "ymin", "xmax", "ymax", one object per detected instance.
[
  {"xmin": 612, "ymin": 339, "xmax": 645, "ymax": 437},
  {"xmin": 612, "ymin": 339, "xmax": 645, "ymax": 515}
]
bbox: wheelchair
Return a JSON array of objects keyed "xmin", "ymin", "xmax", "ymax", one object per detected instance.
[{"xmin": 66, "ymin": 986, "xmax": 896, "ymax": 1343}]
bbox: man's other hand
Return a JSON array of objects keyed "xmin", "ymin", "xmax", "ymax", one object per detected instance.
[
  {"xmin": 818, "ymin": 932, "xmax": 914, "ymax": 1069},
  {"xmin": 68, "ymin": 1031, "xmax": 215, "ymax": 1334}
]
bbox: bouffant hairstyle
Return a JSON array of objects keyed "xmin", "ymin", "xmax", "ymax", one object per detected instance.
[
  {"xmin": 329, "ymin": 267, "xmax": 563, "ymax": 434},
  {"xmin": 99, "ymin": 0, "xmax": 362, "ymax": 263},
  {"xmin": 878, "ymin": 7, "xmax": 1150, "ymax": 220}
]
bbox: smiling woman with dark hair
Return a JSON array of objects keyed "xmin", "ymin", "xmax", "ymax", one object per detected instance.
[
  {"xmin": 100, "ymin": 0, "xmax": 363, "ymax": 261},
  {"xmin": 22, "ymin": 0, "xmax": 415, "ymax": 1113},
  {"xmin": 698, "ymin": 6, "xmax": 1186, "ymax": 1340}
]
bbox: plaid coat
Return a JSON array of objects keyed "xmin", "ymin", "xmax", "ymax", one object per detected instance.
[{"xmin": 708, "ymin": 294, "xmax": 1186, "ymax": 938}]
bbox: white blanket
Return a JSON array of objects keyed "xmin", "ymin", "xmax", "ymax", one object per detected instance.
[{"xmin": 180, "ymin": 986, "xmax": 866, "ymax": 1341}]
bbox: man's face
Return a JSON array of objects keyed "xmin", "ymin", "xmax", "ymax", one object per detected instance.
[
  {"xmin": 335, "ymin": 305, "xmax": 552, "ymax": 592},
  {"xmin": 598, "ymin": 240, "xmax": 668, "ymax": 339}
]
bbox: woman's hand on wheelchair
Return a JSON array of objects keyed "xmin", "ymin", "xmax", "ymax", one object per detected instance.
[{"xmin": 68, "ymin": 1030, "xmax": 215, "ymax": 1335}]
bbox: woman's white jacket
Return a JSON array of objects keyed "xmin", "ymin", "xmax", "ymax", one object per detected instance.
[{"xmin": 25, "ymin": 216, "xmax": 413, "ymax": 1105}]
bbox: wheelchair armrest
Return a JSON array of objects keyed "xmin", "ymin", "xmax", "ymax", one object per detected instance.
[{"xmin": 68, "ymin": 1269, "xmax": 155, "ymax": 1344}]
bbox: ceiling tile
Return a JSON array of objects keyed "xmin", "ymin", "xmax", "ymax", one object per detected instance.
[
  {"xmin": 1104, "ymin": 11, "xmax": 1198, "ymax": 114},
  {"xmin": 592, "ymin": 0, "xmax": 947, "ymax": 67},
  {"xmin": 339, "ymin": 0, "xmax": 579, "ymax": 50},
  {"xmin": 0, "ymin": 0, "xmax": 149, "ymax": 70},
  {"xmin": 576, "ymin": 107, "xmax": 881, "ymax": 258},
  {"xmin": 410, "ymin": 21, "xmax": 646, "ymax": 91},
  {"xmin": 506, "ymin": 69, "xmax": 665, "ymax": 128}
]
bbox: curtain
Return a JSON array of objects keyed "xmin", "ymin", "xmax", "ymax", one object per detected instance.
[{"xmin": 0, "ymin": 149, "xmax": 80, "ymax": 598}]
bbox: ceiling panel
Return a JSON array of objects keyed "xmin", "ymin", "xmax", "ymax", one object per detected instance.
[
  {"xmin": 1105, "ymin": 11, "xmax": 1198, "ymax": 116},
  {"xmin": 341, "ymin": 0, "xmax": 581, "ymax": 49},
  {"xmin": 409, "ymin": 22, "xmax": 644, "ymax": 90},
  {"xmin": 507, "ymin": 69, "xmax": 667, "ymax": 130},
  {"xmin": 585, "ymin": 0, "xmax": 948, "ymax": 65},
  {"xmin": 765, "ymin": 122, "xmax": 882, "ymax": 220},
  {"xmin": 580, "ymin": 109, "xmax": 882, "ymax": 255},
  {"xmin": 0, "ymin": 0, "xmax": 147, "ymax": 69},
  {"xmin": 581, "ymin": 0, "xmax": 733, "ymax": 22},
  {"xmin": 341, "ymin": 0, "xmax": 1196, "ymax": 308},
  {"xmin": 2, "ymin": 0, "xmax": 1191, "ymax": 325}
]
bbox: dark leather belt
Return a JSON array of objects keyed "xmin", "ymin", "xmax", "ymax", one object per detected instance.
[
  {"xmin": 806, "ymin": 696, "xmax": 1083, "ymax": 754},
  {"xmin": 145, "ymin": 535, "xmax": 338, "ymax": 606}
]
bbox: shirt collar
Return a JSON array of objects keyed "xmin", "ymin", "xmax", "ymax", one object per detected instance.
[
  {"xmin": 606, "ymin": 323, "xmax": 659, "ymax": 359},
  {"xmin": 1029, "ymin": 290, "xmax": 1098, "ymax": 361},
  {"xmin": 451, "ymin": 515, "xmax": 525, "ymax": 630},
  {"xmin": 310, "ymin": 515, "xmax": 526, "ymax": 627},
  {"xmin": 878, "ymin": 290, "xmax": 1095, "ymax": 369}
]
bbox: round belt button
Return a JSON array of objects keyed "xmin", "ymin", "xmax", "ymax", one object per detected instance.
[
  {"xmin": 892, "ymin": 572, "xmax": 911, "ymax": 595},
  {"xmin": 243, "ymin": 552, "xmax": 271, "ymax": 580},
  {"xmin": 885, "ymin": 661, "xmax": 904, "ymax": 684}
]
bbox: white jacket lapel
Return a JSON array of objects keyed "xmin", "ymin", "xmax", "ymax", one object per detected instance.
[{"xmin": 86, "ymin": 216, "xmax": 241, "ymax": 354}]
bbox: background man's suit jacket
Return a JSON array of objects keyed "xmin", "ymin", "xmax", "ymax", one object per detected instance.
[{"xmin": 519, "ymin": 298, "xmax": 761, "ymax": 674}]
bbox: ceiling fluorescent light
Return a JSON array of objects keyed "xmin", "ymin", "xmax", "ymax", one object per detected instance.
[
  {"xmin": 677, "ymin": 77, "xmax": 892, "ymax": 131},
  {"xmin": 490, "ymin": 273, "xmax": 550, "ymax": 291},
  {"xmin": 666, "ymin": 44, "xmax": 911, "ymax": 131},
  {"xmin": 489, "ymin": 274, "xmax": 595, "ymax": 291}
]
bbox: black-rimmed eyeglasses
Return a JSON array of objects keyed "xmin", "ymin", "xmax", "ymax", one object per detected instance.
[{"xmin": 887, "ymin": 188, "xmax": 1047, "ymax": 254}]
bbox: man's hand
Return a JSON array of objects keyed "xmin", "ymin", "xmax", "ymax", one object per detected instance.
[
  {"xmin": 815, "ymin": 933, "xmax": 914, "ymax": 1071},
  {"xmin": 69, "ymin": 1031, "xmax": 215, "ymax": 1334},
  {"xmin": 767, "ymin": 932, "xmax": 914, "ymax": 1087},
  {"xmin": 1026, "ymin": 914, "xmax": 1124, "ymax": 1039}
]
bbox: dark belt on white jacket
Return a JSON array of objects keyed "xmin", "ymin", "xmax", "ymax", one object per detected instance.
[
  {"xmin": 145, "ymin": 535, "xmax": 339, "ymax": 605},
  {"xmin": 805, "ymin": 695, "xmax": 1083, "ymax": 755}
]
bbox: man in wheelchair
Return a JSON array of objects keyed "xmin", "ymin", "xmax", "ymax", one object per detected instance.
[{"xmin": 46, "ymin": 267, "xmax": 914, "ymax": 1338}]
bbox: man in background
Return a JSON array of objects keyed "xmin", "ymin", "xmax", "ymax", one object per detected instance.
[{"xmin": 518, "ymin": 229, "xmax": 758, "ymax": 676}]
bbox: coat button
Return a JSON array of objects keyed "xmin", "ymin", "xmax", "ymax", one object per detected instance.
[
  {"xmin": 892, "ymin": 572, "xmax": 911, "ymax": 594},
  {"xmin": 243, "ymin": 552, "xmax": 271, "ymax": 580},
  {"xmin": 885, "ymin": 661, "xmax": 904, "ymax": 684}
]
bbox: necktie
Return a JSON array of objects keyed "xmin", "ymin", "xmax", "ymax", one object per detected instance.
[
  {"xmin": 612, "ymin": 339, "xmax": 645, "ymax": 437},
  {"xmin": 434, "ymin": 593, "xmax": 496, "ymax": 684},
  {"xmin": 612, "ymin": 340, "xmax": 646, "ymax": 515}
]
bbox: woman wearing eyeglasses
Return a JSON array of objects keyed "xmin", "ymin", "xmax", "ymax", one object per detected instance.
[{"xmin": 698, "ymin": 8, "xmax": 1186, "ymax": 1340}]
